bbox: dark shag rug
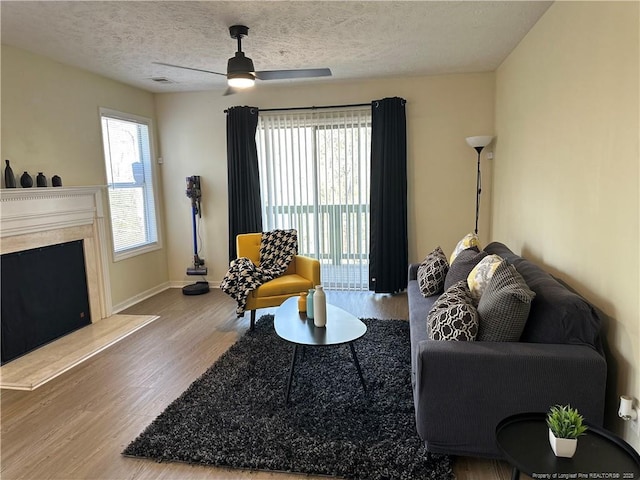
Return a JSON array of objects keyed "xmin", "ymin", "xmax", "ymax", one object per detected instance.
[{"xmin": 123, "ymin": 315, "xmax": 454, "ymax": 480}]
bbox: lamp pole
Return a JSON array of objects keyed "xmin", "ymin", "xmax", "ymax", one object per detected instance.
[
  {"xmin": 465, "ymin": 136, "xmax": 493, "ymax": 236},
  {"xmin": 474, "ymin": 146, "xmax": 483, "ymax": 235}
]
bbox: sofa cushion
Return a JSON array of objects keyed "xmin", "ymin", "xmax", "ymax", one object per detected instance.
[
  {"xmin": 417, "ymin": 246, "xmax": 449, "ymax": 296},
  {"xmin": 477, "ymin": 261, "xmax": 536, "ymax": 341},
  {"xmin": 444, "ymin": 247, "xmax": 488, "ymax": 291},
  {"xmin": 251, "ymin": 274, "xmax": 313, "ymax": 298},
  {"xmin": 449, "ymin": 232, "xmax": 480, "ymax": 264},
  {"xmin": 427, "ymin": 280, "xmax": 478, "ymax": 341},
  {"xmin": 468, "ymin": 254, "xmax": 503, "ymax": 300},
  {"xmin": 484, "ymin": 242, "xmax": 603, "ymax": 350}
]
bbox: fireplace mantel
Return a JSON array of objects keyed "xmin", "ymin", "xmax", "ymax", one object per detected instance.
[
  {"xmin": 1, "ymin": 186, "xmax": 112, "ymax": 319},
  {"xmin": 1, "ymin": 186, "xmax": 105, "ymax": 237}
]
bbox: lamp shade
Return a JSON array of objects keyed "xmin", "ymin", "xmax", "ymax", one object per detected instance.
[{"xmin": 465, "ymin": 136, "xmax": 493, "ymax": 149}]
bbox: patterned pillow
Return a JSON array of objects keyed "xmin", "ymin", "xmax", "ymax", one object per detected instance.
[
  {"xmin": 468, "ymin": 254, "xmax": 503, "ymax": 300},
  {"xmin": 477, "ymin": 261, "xmax": 536, "ymax": 342},
  {"xmin": 444, "ymin": 247, "xmax": 488, "ymax": 291},
  {"xmin": 449, "ymin": 232, "xmax": 480, "ymax": 265},
  {"xmin": 417, "ymin": 246, "xmax": 449, "ymax": 297},
  {"xmin": 427, "ymin": 280, "xmax": 478, "ymax": 341}
]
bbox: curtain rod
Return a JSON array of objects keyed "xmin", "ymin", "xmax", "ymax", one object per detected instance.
[
  {"xmin": 224, "ymin": 102, "xmax": 371, "ymax": 114},
  {"xmin": 260, "ymin": 102, "xmax": 371, "ymax": 112}
]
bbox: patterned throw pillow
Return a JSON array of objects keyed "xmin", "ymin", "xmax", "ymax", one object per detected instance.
[
  {"xmin": 417, "ymin": 246, "xmax": 449, "ymax": 297},
  {"xmin": 477, "ymin": 261, "xmax": 536, "ymax": 342},
  {"xmin": 449, "ymin": 232, "xmax": 480, "ymax": 265},
  {"xmin": 427, "ymin": 280, "xmax": 479, "ymax": 341},
  {"xmin": 444, "ymin": 247, "xmax": 488, "ymax": 291},
  {"xmin": 468, "ymin": 254, "xmax": 503, "ymax": 300}
]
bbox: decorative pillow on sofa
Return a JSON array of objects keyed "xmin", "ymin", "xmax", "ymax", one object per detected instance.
[
  {"xmin": 477, "ymin": 261, "xmax": 536, "ymax": 342},
  {"xmin": 449, "ymin": 232, "xmax": 480, "ymax": 265},
  {"xmin": 427, "ymin": 280, "xmax": 478, "ymax": 341},
  {"xmin": 468, "ymin": 254, "xmax": 503, "ymax": 300},
  {"xmin": 444, "ymin": 247, "xmax": 488, "ymax": 291},
  {"xmin": 417, "ymin": 246, "xmax": 449, "ymax": 297}
]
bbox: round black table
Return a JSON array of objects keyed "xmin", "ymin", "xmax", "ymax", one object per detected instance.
[
  {"xmin": 274, "ymin": 296, "xmax": 367, "ymax": 404},
  {"xmin": 496, "ymin": 412, "xmax": 640, "ymax": 480}
]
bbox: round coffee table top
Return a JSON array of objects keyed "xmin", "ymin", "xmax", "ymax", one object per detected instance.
[
  {"xmin": 274, "ymin": 296, "xmax": 366, "ymax": 346},
  {"xmin": 496, "ymin": 412, "xmax": 640, "ymax": 477}
]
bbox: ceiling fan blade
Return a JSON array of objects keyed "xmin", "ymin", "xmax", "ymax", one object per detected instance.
[
  {"xmin": 153, "ymin": 62, "xmax": 226, "ymax": 77},
  {"xmin": 255, "ymin": 68, "xmax": 332, "ymax": 81},
  {"xmin": 223, "ymin": 87, "xmax": 239, "ymax": 96}
]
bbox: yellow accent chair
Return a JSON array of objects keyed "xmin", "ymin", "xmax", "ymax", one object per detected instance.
[{"xmin": 236, "ymin": 233, "xmax": 321, "ymax": 330}]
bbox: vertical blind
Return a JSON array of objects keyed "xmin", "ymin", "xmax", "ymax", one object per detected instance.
[{"xmin": 256, "ymin": 108, "xmax": 372, "ymax": 290}]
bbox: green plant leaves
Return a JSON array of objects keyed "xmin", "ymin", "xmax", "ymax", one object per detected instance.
[{"xmin": 546, "ymin": 404, "xmax": 588, "ymax": 439}]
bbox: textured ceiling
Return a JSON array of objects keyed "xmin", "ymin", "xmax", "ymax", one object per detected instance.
[{"xmin": 1, "ymin": 1, "xmax": 552, "ymax": 93}]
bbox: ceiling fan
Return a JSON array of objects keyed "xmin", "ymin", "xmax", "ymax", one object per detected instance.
[{"xmin": 154, "ymin": 25, "xmax": 332, "ymax": 94}]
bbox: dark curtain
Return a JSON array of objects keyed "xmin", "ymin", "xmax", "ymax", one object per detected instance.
[
  {"xmin": 226, "ymin": 106, "xmax": 263, "ymax": 261},
  {"xmin": 369, "ymin": 97, "xmax": 408, "ymax": 293}
]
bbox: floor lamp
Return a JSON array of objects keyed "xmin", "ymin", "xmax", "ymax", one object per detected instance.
[{"xmin": 465, "ymin": 136, "xmax": 493, "ymax": 235}]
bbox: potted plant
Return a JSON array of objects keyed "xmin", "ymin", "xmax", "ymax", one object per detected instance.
[{"xmin": 546, "ymin": 404, "xmax": 588, "ymax": 458}]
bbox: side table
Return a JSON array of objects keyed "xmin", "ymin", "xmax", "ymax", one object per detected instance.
[{"xmin": 496, "ymin": 412, "xmax": 640, "ymax": 480}]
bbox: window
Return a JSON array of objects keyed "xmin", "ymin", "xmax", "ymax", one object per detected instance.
[
  {"xmin": 100, "ymin": 108, "xmax": 160, "ymax": 260},
  {"xmin": 257, "ymin": 108, "xmax": 372, "ymax": 290}
]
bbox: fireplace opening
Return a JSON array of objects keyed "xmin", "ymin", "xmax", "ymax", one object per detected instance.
[{"xmin": 1, "ymin": 240, "xmax": 92, "ymax": 365}]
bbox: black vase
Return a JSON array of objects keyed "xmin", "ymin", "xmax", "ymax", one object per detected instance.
[
  {"xmin": 4, "ymin": 160, "xmax": 16, "ymax": 188},
  {"xmin": 52, "ymin": 175, "xmax": 62, "ymax": 187},
  {"xmin": 36, "ymin": 172, "xmax": 47, "ymax": 187},
  {"xmin": 20, "ymin": 171, "xmax": 33, "ymax": 188}
]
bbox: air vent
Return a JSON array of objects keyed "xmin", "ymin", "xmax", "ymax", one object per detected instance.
[{"xmin": 150, "ymin": 77, "xmax": 174, "ymax": 83}]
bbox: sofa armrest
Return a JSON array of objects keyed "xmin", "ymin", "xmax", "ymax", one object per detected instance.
[
  {"xmin": 408, "ymin": 263, "xmax": 420, "ymax": 282},
  {"xmin": 295, "ymin": 255, "xmax": 321, "ymax": 287},
  {"xmin": 413, "ymin": 340, "xmax": 607, "ymax": 457}
]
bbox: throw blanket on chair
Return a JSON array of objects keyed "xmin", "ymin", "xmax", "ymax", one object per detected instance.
[{"xmin": 221, "ymin": 229, "xmax": 298, "ymax": 316}]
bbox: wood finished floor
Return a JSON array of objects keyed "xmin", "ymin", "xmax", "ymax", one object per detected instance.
[{"xmin": 1, "ymin": 288, "xmax": 525, "ymax": 480}]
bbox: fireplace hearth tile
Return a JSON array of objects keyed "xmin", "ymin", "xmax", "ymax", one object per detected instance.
[{"xmin": 0, "ymin": 314, "xmax": 159, "ymax": 390}]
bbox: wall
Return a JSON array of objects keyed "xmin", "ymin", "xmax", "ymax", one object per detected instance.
[
  {"xmin": 155, "ymin": 73, "xmax": 495, "ymax": 285},
  {"xmin": 493, "ymin": 2, "xmax": 639, "ymax": 449},
  {"xmin": 1, "ymin": 45, "xmax": 169, "ymax": 309}
]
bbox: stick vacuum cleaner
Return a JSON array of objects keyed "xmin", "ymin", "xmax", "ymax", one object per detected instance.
[{"xmin": 182, "ymin": 175, "xmax": 210, "ymax": 295}]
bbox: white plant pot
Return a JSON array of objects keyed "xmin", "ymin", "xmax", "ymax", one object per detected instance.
[{"xmin": 548, "ymin": 428, "xmax": 577, "ymax": 458}]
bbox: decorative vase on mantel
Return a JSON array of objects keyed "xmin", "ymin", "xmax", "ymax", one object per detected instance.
[
  {"xmin": 20, "ymin": 171, "xmax": 33, "ymax": 188},
  {"xmin": 4, "ymin": 159, "xmax": 16, "ymax": 188},
  {"xmin": 36, "ymin": 172, "xmax": 47, "ymax": 187},
  {"xmin": 52, "ymin": 175, "xmax": 62, "ymax": 187}
]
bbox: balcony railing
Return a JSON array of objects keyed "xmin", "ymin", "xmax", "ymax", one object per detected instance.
[{"xmin": 264, "ymin": 203, "xmax": 369, "ymax": 289}]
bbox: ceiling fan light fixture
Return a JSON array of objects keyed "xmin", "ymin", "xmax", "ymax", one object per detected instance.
[
  {"xmin": 227, "ymin": 72, "xmax": 255, "ymax": 89},
  {"xmin": 155, "ymin": 25, "xmax": 331, "ymax": 95}
]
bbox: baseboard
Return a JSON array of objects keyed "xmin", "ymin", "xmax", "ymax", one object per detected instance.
[
  {"xmin": 168, "ymin": 280, "xmax": 221, "ymax": 289},
  {"xmin": 112, "ymin": 282, "xmax": 172, "ymax": 313}
]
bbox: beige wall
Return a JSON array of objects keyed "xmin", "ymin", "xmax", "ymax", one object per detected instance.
[
  {"xmin": 3, "ymin": 1, "xmax": 638, "ymax": 452},
  {"xmin": 1, "ymin": 45, "xmax": 169, "ymax": 309},
  {"xmin": 493, "ymin": 2, "xmax": 639, "ymax": 448},
  {"xmin": 154, "ymin": 73, "xmax": 495, "ymax": 285}
]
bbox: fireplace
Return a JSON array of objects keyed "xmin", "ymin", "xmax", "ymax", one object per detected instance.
[
  {"xmin": 0, "ymin": 187, "xmax": 163, "ymax": 390},
  {"xmin": 1, "ymin": 239, "xmax": 93, "ymax": 364},
  {"xmin": 0, "ymin": 187, "xmax": 112, "ymax": 353}
]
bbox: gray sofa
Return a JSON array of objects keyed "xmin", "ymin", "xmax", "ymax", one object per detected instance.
[{"xmin": 407, "ymin": 241, "xmax": 607, "ymax": 458}]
